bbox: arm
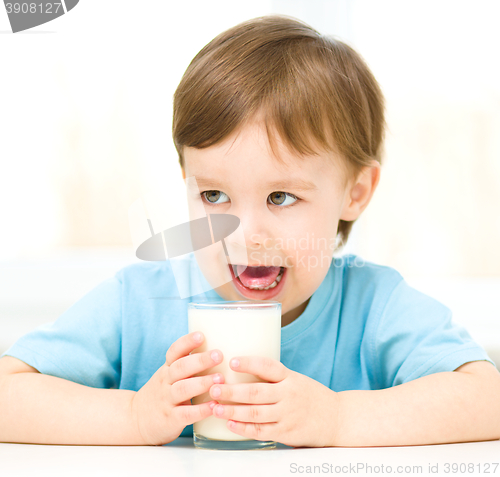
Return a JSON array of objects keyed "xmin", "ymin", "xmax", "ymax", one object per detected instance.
[
  {"xmin": 0, "ymin": 332, "xmax": 223, "ymax": 446},
  {"xmin": 0, "ymin": 356, "xmax": 141, "ymax": 445},
  {"xmin": 206, "ymin": 357, "xmax": 500, "ymax": 448},
  {"xmin": 334, "ymin": 360, "xmax": 500, "ymax": 447}
]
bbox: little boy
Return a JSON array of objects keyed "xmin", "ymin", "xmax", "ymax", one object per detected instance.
[{"xmin": 1, "ymin": 15, "xmax": 499, "ymax": 448}]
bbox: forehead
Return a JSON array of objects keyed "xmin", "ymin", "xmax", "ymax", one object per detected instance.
[{"xmin": 183, "ymin": 119, "xmax": 345, "ymax": 187}]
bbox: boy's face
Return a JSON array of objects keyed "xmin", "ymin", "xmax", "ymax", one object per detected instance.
[{"xmin": 182, "ymin": 119, "xmax": 370, "ymax": 326}]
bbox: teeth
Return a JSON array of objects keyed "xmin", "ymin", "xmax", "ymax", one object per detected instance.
[
  {"xmin": 248, "ymin": 280, "xmax": 278, "ymax": 290},
  {"xmin": 244, "ymin": 267, "xmax": 284, "ymax": 291}
]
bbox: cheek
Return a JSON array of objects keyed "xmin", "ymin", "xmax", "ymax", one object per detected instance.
[
  {"xmin": 282, "ymin": 218, "xmax": 338, "ymax": 275},
  {"xmin": 192, "ymin": 245, "xmax": 233, "ymax": 295}
]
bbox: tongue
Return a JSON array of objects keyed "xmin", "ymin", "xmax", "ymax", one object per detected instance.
[{"xmin": 236, "ymin": 265, "xmax": 281, "ymax": 288}]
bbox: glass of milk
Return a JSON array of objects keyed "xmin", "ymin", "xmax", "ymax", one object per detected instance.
[{"xmin": 188, "ymin": 300, "xmax": 281, "ymax": 450}]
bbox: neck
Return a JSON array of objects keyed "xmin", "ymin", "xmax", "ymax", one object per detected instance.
[{"xmin": 281, "ymin": 298, "xmax": 309, "ymax": 327}]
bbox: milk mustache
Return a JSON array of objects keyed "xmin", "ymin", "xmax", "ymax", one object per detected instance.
[{"xmin": 188, "ymin": 301, "xmax": 281, "ymax": 441}]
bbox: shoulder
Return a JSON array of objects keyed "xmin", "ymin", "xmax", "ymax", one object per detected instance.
[
  {"xmin": 116, "ymin": 259, "xmax": 172, "ymax": 283},
  {"xmin": 335, "ymin": 254, "xmax": 451, "ymax": 318},
  {"xmin": 333, "ymin": 254, "xmax": 404, "ymax": 310},
  {"xmin": 334, "ymin": 253, "xmax": 403, "ymax": 281},
  {"xmin": 114, "ymin": 253, "xmax": 204, "ymax": 301},
  {"xmin": 115, "ymin": 257, "xmax": 177, "ymax": 288},
  {"xmin": 111, "ymin": 259, "xmax": 177, "ymax": 304}
]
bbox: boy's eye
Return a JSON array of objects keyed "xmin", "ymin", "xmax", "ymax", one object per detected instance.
[
  {"xmin": 201, "ymin": 190, "xmax": 300, "ymax": 206},
  {"xmin": 269, "ymin": 191, "xmax": 298, "ymax": 205},
  {"xmin": 201, "ymin": 190, "xmax": 227, "ymax": 204}
]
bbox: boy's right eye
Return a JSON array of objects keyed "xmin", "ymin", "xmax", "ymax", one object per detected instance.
[{"xmin": 201, "ymin": 190, "xmax": 230, "ymax": 204}]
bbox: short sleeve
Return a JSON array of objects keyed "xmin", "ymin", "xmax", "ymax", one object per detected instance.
[
  {"xmin": 372, "ymin": 279, "xmax": 496, "ymax": 389},
  {"xmin": 0, "ymin": 272, "xmax": 123, "ymax": 389}
]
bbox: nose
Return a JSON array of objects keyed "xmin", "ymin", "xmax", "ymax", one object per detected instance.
[{"xmin": 230, "ymin": 204, "xmax": 273, "ymax": 252}]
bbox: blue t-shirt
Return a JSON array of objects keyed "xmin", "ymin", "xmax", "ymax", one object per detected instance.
[{"xmin": 1, "ymin": 253, "xmax": 495, "ymax": 437}]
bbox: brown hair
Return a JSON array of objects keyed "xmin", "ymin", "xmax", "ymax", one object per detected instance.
[{"xmin": 172, "ymin": 14, "xmax": 385, "ymax": 249}]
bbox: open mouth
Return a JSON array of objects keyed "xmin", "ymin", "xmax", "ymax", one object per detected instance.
[{"xmin": 228, "ymin": 264, "xmax": 286, "ymax": 299}]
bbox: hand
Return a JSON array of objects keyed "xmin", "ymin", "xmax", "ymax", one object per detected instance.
[
  {"xmin": 209, "ymin": 356, "xmax": 340, "ymax": 448},
  {"xmin": 130, "ymin": 331, "xmax": 224, "ymax": 446}
]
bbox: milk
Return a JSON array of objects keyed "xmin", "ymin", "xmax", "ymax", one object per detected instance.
[{"xmin": 188, "ymin": 302, "xmax": 281, "ymax": 442}]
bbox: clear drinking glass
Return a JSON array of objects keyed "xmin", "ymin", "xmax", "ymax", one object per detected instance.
[{"xmin": 188, "ymin": 300, "xmax": 281, "ymax": 450}]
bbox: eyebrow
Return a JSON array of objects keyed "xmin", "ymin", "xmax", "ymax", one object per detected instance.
[{"xmin": 194, "ymin": 177, "xmax": 317, "ymax": 191}]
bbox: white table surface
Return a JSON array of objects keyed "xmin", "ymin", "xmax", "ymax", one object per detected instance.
[{"xmin": 0, "ymin": 438, "xmax": 499, "ymax": 477}]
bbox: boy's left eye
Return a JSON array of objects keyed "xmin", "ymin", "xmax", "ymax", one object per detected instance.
[
  {"xmin": 200, "ymin": 190, "xmax": 300, "ymax": 206},
  {"xmin": 269, "ymin": 191, "xmax": 299, "ymax": 205}
]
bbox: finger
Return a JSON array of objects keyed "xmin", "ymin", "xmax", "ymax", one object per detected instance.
[
  {"xmin": 226, "ymin": 420, "xmax": 279, "ymax": 442},
  {"xmin": 170, "ymin": 373, "xmax": 224, "ymax": 405},
  {"xmin": 213, "ymin": 403, "xmax": 279, "ymax": 423},
  {"xmin": 166, "ymin": 332, "xmax": 205, "ymax": 366},
  {"xmin": 229, "ymin": 356, "xmax": 287, "ymax": 383},
  {"xmin": 169, "ymin": 349, "xmax": 223, "ymax": 383},
  {"xmin": 209, "ymin": 382, "xmax": 279, "ymax": 404},
  {"xmin": 173, "ymin": 401, "xmax": 218, "ymax": 426}
]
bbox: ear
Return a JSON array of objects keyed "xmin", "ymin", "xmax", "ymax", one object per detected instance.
[
  {"xmin": 181, "ymin": 167, "xmax": 186, "ymax": 180},
  {"xmin": 340, "ymin": 161, "xmax": 381, "ymax": 222}
]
